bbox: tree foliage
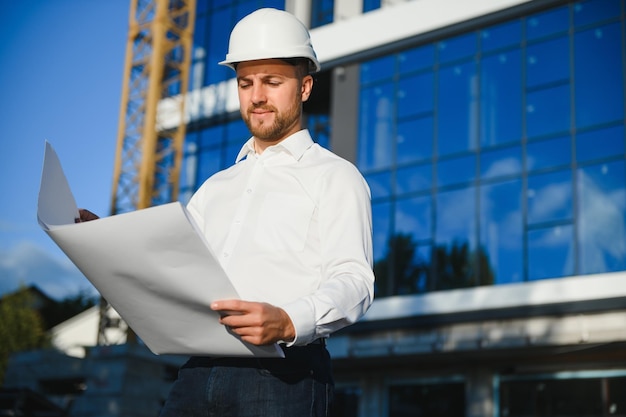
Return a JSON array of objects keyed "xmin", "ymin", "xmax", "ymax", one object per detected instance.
[{"xmin": 0, "ymin": 289, "xmax": 49, "ymax": 384}]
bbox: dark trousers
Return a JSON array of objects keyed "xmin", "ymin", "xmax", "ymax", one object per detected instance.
[{"xmin": 159, "ymin": 344, "xmax": 334, "ymax": 417}]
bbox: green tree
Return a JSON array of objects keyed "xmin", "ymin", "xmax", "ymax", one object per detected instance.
[{"xmin": 0, "ymin": 289, "xmax": 49, "ymax": 384}]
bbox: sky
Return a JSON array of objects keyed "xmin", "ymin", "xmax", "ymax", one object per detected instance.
[{"xmin": 0, "ymin": 1, "xmax": 129, "ymax": 299}]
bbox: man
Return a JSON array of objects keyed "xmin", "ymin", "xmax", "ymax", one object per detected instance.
[{"xmin": 157, "ymin": 8, "xmax": 375, "ymax": 416}]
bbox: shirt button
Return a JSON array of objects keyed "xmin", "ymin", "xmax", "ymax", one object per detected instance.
[
  {"xmin": 223, "ymin": 252, "xmax": 229, "ymax": 258},
  {"xmin": 246, "ymin": 189, "xmax": 252, "ymax": 194}
]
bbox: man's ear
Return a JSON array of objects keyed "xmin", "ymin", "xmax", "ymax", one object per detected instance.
[{"xmin": 301, "ymin": 75, "xmax": 313, "ymax": 102}]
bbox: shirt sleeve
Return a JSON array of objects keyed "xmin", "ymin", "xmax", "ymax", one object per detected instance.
[{"xmin": 280, "ymin": 161, "xmax": 375, "ymax": 346}]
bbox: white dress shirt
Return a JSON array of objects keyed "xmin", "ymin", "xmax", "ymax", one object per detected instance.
[{"xmin": 186, "ymin": 129, "xmax": 375, "ymax": 346}]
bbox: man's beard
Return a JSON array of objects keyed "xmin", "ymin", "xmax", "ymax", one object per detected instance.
[{"xmin": 243, "ymin": 99, "xmax": 301, "ymax": 142}]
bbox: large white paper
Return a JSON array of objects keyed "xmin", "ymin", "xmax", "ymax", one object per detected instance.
[{"xmin": 37, "ymin": 141, "xmax": 282, "ymax": 358}]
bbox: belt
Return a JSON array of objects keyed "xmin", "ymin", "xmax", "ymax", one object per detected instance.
[{"xmin": 309, "ymin": 338, "xmax": 326, "ymax": 346}]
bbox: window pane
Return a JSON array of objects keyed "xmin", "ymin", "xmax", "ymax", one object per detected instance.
[
  {"xmin": 526, "ymin": 5, "xmax": 569, "ymax": 41},
  {"xmin": 438, "ymin": 32, "xmax": 476, "ymax": 64},
  {"xmin": 575, "ymin": 23, "xmax": 624, "ymax": 128},
  {"xmin": 399, "ymin": 44, "xmax": 434, "ymax": 74},
  {"xmin": 199, "ymin": 124, "xmax": 224, "ymax": 148},
  {"xmin": 226, "ymin": 119, "xmax": 249, "ymax": 142},
  {"xmin": 501, "ymin": 378, "xmax": 604, "ymax": 416},
  {"xmin": 398, "ymin": 72, "xmax": 433, "ymax": 118},
  {"xmin": 206, "ymin": 8, "xmax": 232, "ymax": 84},
  {"xmin": 361, "ymin": 55, "xmax": 395, "ymax": 84},
  {"xmin": 331, "ymin": 386, "xmax": 360, "ymax": 417},
  {"xmin": 396, "ymin": 163, "xmax": 432, "ymax": 195},
  {"xmin": 372, "ymin": 201, "xmax": 392, "ymax": 296},
  {"xmin": 526, "ymin": 84, "xmax": 570, "ymax": 138},
  {"xmin": 577, "ymin": 160, "xmax": 626, "ymax": 274},
  {"xmin": 526, "ymin": 36, "xmax": 569, "ymax": 88},
  {"xmin": 528, "ymin": 224, "xmax": 574, "ymax": 280},
  {"xmin": 527, "ymin": 136, "xmax": 571, "ymax": 172},
  {"xmin": 436, "ymin": 188, "xmax": 476, "ymax": 246},
  {"xmin": 365, "ymin": 171, "xmax": 392, "ymax": 200},
  {"xmin": 372, "ymin": 201, "xmax": 392, "ymax": 262},
  {"xmin": 358, "ymin": 82, "xmax": 394, "ymax": 170},
  {"xmin": 480, "ymin": 145, "xmax": 522, "ymax": 180},
  {"xmin": 577, "ymin": 125, "xmax": 625, "ymax": 163},
  {"xmin": 397, "ymin": 116, "xmax": 433, "ymax": 165},
  {"xmin": 480, "ymin": 180, "xmax": 523, "ymax": 284},
  {"xmin": 574, "ymin": 0, "xmax": 621, "ymax": 27},
  {"xmin": 527, "ymin": 170, "xmax": 573, "ymax": 224},
  {"xmin": 389, "ymin": 382, "xmax": 465, "ymax": 417},
  {"xmin": 197, "ymin": 147, "xmax": 223, "ymax": 183},
  {"xmin": 437, "ymin": 155, "xmax": 476, "ymax": 188},
  {"xmin": 481, "ymin": 50, "xmax": 522, "ymax": 146},
  {"xmin": 395, "ymin": 195, "xmax": 432, "ymax": 241},
  {"xmin": 435, "ymin": 187, "xmax": 477, "ymax": 289},
  {"xmin": 311, "ymin": 0, "xmax": 334, "ymax": 27},
  {"xmin": 481, "ymin": 20, "xmax": 520, "ymax": 53},
  {"xmin": 438, "ymin": 61, "xmax": 479, "ymax": 155}
]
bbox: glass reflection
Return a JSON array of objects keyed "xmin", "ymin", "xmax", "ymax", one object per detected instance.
[
  {"xmin": 574, "ymin": 23, "xmax": 624, "ymax": 128},
  {"xmin": 527, "ymin": 170, "xmax": 573, "ymax": 224},
  {"xmin": 397, "ymin": 117, "xmax": 433, "ymax": 164},
  {"xmin": 480, "ymin": 51, "xmax": 522, "ymax": 146},
  {"xmin": 355, "ymin": 0, "xmax": 626, "ymax": 296},
  {"xmin": 395, "ymin": 195, "xmax": 431, "ymax": 241},
  {"xmin": 528, "ymin": 225, "xmax": 574, "ymax": 280},
  {"xmin": 480, "ymin": 180, "xmax": 523, "ymax": 284},
  {"xmin": 438, "ymin": 61, "xmax": 479, "ymax": 155},
  {"xmin": 396, "ymin": 163, "xmax": 432, "ymax": 195},
  {"xmin": 435, "ymin": 188, "xmax": 477, "ymax": 263},
  {"xmin": 526, "ymin": 84, "xmax": 570, "ymax": 138},
  {"xmin": 576, "ymin": 125, "xmax": 624, "ymax": 163},
  {"xmin": 526, "ymin": 136, "xmax": 571, "ymax": 172},
  {"xmin": 577, "ymin": 161, "xmax": 626, "ymax": 274},
  {"xmin": 358, "ymin": 83, "xmax": 394, "ymax": 170},
  {"xmin": 480, "ymin": 146, "xmax": 522, "ymax": 180},
  {"xmin": 526, "ymin": 5, "xmax": 568, "ymax": 40},
  {"xmin": 437, "ymin": 155, "xmax": 476, "ymax": 187},
  {"xmin": 481, "ymin": 20, "xmax": 520, "ymax": 52},
  {"xmin": 526, "ymin": 36, "xmax": 569, "ymax": 88}
]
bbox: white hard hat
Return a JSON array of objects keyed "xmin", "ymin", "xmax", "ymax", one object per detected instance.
[{"xmin": 219, "ymin": 8, "xmax": 321, "ymax": 73}]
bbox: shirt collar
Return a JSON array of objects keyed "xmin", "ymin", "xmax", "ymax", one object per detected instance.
[{"xmin": 234, "ymin": 129, "xmax": 314, "ymax": 163}]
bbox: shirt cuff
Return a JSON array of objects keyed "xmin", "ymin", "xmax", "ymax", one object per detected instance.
[{"xmin": 280, "ymin": 298, "xmax": 315, "ymax": 346}]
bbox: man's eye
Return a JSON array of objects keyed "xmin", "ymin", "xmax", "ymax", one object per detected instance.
[{"xmin": 239, "ymin": 83, "xmax": 251, "ymax": 89}]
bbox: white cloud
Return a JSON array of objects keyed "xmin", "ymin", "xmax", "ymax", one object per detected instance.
[{"xmin": 0, "ymin": 241, "xmax": 97, "ymax": 300}]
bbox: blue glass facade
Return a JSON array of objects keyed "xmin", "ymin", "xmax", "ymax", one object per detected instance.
[
  {"xmin": 178, "ymin": 1, "xmax": 626, "ymax": 415},
  {"xmin": 182, "ymin": 0, "xmax": 626, "ymax": 299},
  {"xmin": 359, "ymin": 0, "xmax": 626, "ymax": 297}
]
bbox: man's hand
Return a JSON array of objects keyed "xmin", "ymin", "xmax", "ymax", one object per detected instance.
[
  {"xmin": 75, "ymin": 208, "xmax": 100, "ymax": 223},
  {"xmin": 211, "ymin": 300, "xmax": 295, "ymax": 346}
]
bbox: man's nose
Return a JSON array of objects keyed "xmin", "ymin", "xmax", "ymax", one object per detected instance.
[{"xmin": 250, "ymin": 84, "xmax": 267, "ymax": 104}]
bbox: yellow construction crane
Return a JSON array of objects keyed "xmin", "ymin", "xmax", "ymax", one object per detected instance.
[{"xmin": 98, "ymin": 0, "xmax": 196, "ymax": 345}]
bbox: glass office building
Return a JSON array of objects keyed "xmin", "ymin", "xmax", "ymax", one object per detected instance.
[{"xmin": 176, "ymin": 0, "xmax": 626, "ymax": 415}]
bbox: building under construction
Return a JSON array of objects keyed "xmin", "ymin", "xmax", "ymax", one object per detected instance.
[{"xmin": 4, "ymin": 0, "xmax": 626, "ymax": 416}]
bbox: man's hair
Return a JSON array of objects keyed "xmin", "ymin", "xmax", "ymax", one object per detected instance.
[{"xmin": 281, "ymin": 58, "xmax": 312, "ymax": 78}]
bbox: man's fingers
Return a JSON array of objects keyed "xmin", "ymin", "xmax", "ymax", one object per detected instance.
[
  {"xmin": 211, "ymin": 299, "xmax": 250, "ymax": 313},
  {"xmin": 75, "ymin": 208, "xmax": 100, "ymax": 223}
]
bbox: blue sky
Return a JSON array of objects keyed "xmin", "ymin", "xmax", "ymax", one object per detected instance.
[{"xmin": 0, "ymin": 1, "xmax": 129, "ymax": 299}]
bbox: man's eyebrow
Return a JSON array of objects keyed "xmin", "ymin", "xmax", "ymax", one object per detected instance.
[{"xmin": 237, "ymin": 74, "xmax": 287, "ymax": 82}]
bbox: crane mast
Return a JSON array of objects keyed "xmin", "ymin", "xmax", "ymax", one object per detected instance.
[{"xmin": 99, "ymin": 0, "xmax": 195, "ymax": 345}]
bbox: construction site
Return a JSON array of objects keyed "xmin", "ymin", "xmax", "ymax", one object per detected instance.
[{"xmin": 2, "ymin": 0, "xmax": 626, "ymax": 416}]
